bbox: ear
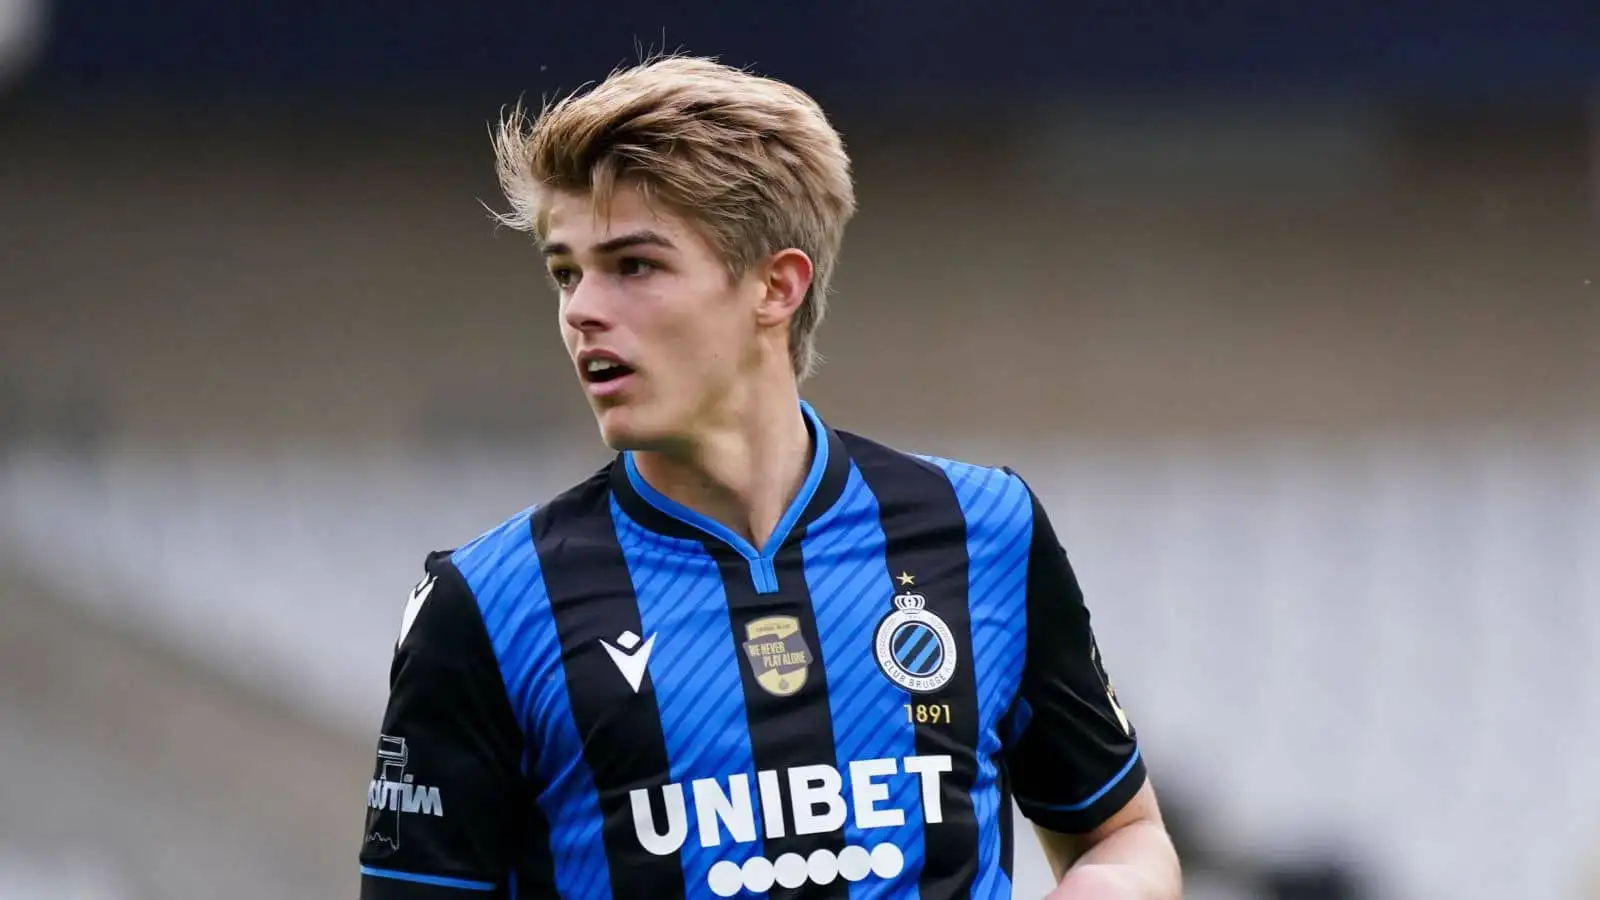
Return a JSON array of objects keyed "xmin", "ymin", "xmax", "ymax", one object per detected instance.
[{"xmin": 753, "ymin": 248, "xmax": 814, "ymax": 329}]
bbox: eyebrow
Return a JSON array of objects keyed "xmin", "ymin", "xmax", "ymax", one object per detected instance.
[{"xmin": 540, "ymin": 230, "xmax": 677, "ymax": 257}]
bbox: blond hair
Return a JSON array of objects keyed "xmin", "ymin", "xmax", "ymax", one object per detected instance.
[{"xmin": 493, "ymin": 55, "xmax": 856, "ymax": 380}]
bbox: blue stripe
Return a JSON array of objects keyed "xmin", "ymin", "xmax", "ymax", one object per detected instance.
[
  {"xmin": 453, "ymin": 508, "xmax": 613, "ymax": 900},
  {"xmin": 360, "ymin": 866, "xmax": 495, "ymax": 891},
  {"xmin": 611, "ymin": 499, "xmax": 759, "ymax": 898},
  {"xmin": 1029, "ymin": 747, "xmax": 1144, "ymax": 812},
  {"xmin": 921, "ymin": 458, "xmax": 1032, "ymax": 899},
  {"xmin": 622, "ymin": 401, "xmax": 831, "ymax": 594},
  {"xmin": 803, "ymin": 465, "xmax": 923, "ymax": 898}
]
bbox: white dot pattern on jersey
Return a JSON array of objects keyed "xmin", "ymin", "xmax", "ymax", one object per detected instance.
[{"xmin": 706, "ymin": 843, "xmax": 907, "ymax": 896}]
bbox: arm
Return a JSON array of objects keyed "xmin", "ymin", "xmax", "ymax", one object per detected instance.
[
  {"xmin": 359, "ymin": 553, "xmax": 527, "ymax": 899},
  {"xmin": 1002, "ymin": 475, "xmax": 1181, "ymax": 900},
  {"xmin": 1036, "ymin": 782, "xmax": 1181, "ymax": 899}
]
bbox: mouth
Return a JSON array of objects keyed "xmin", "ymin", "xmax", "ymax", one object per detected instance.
[{"xmin": 579, "ymin": 352, "xmax": 637, "ymax": 393}]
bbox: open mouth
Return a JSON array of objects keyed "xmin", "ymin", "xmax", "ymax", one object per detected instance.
[{"xmin": 583, "ymin": 359, "xmax": 635, "ymax": 385}]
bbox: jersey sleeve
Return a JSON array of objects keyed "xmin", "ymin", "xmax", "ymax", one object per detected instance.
[
  {"xmin": 359, "ymin": 552, "xmax": 526, "ymax": 898},
  {"xmin": 1002, "ymin": 480, "xmax": 1147, "ymax": 835}
]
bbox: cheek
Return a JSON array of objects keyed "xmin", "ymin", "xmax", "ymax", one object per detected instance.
[
  {"xmin": 647, "ymin": 274, "xmax": 750, "ymax": 373},
  {"xmin": 690, "ymin": 308, "xmax": 751, "ymax": 372}
]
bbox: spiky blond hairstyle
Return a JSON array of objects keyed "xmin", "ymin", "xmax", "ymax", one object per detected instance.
[{"xmin": 493, "ymin": 55, "xmax": 856, "ymax": 381}]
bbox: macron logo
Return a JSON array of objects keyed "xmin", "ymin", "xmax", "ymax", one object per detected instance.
[
  {"xmin": 397, "ymin": 576, "xmax": 436, "ymax": 645},
  {"xmin": 601, "ymin": 630, "xmax": 656, "ymax": 693}
]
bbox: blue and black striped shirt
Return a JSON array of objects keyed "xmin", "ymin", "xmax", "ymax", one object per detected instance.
[{"xmin": 360, "ymin": 402, "xmax": 1145, "ymax": 899}]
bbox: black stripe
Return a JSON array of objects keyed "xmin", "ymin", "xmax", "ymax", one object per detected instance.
[
  {"xmin": 531, "ymin": 483, "xmax": 685, "ymax": 900},
  {"xmin": 512, "ymin": 751, "xmax": 560, "ymax": 900},
  {"xmin": 712, "ymin": 535, "xmax": 848, "ymax": 900},
  {"xmin": 846, "ymin": 436, "xmax": 982, "ymax": 897}
]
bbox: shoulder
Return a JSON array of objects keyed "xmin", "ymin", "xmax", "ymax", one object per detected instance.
[
  {"xmin": 412, "ymin": 464, "xmax": 614, "ymax": 634},
  {"xmin": 449, "ymin": 464, "xmax": 612, "ymax": 576},
  {"xmin": 392, "ymin": 507, "xmax": 536, "ymax": 665},
  {"xmin": 837, "ymin": 429, "xmax": 1035, "ymax": 531}
]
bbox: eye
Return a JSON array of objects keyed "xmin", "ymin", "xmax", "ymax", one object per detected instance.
[
  {"xmin": 548, "ymin": 265, "xmax": 578, "ymax": 289},
  {"xmin": 617, "ymin": 257, "xmax": 657, "ymax": 278}
]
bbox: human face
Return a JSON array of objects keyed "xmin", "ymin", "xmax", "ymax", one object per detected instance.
[{"xmin": 543, "ymin": 184, "xmax": 762, "ymax": 450}]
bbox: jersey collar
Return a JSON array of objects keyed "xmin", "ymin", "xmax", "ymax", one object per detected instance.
[{"xmin": 610, "ymin": 400, "xmax": 851, "ymax": 557}]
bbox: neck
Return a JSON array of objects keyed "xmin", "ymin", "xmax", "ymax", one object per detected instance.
[{"xmin": 630, "ymin": 388, "xmax": 812, "ymax": 549}]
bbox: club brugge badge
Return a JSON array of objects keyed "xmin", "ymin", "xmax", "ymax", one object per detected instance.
[{"xmin": 874, "ymin": 591, "xmax": 958, "ymax": 693}]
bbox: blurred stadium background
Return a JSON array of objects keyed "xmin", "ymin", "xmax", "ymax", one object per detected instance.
[{"xmin": 1, "ymin": 2, "xmax": 1598, "ymax": 898}]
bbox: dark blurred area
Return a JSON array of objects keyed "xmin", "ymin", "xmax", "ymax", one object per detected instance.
[
  {"xmin": 0, "ymin": 3, "xmax": 1596, "ymax": 899},
  {"xmin": 30, "ymin": 1, "xmax": 1600, "ymax": 98}
]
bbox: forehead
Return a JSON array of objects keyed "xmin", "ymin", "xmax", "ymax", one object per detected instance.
[{"xmin": 542, "ymin": 185, "xmax": 698, "ymax": 253}]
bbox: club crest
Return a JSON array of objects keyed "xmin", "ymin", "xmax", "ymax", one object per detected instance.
[{"xmin": 874, "ymin": 590, "xmax": 958, "ymax": 694}]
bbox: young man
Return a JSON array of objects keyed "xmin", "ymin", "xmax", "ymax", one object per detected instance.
[{"xmin": 358, "ymin": 56, "xmax": 1181, "ymax": 900}]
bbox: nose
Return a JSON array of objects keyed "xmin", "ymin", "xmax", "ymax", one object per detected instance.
[{"xmin": 562, "ymin": 279, "xmax": 613, "ymax": 334}]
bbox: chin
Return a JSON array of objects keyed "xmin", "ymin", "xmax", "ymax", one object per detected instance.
[{"xmin": 593, "ymin": 404, "xmax": 676, "ymax": 452}]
